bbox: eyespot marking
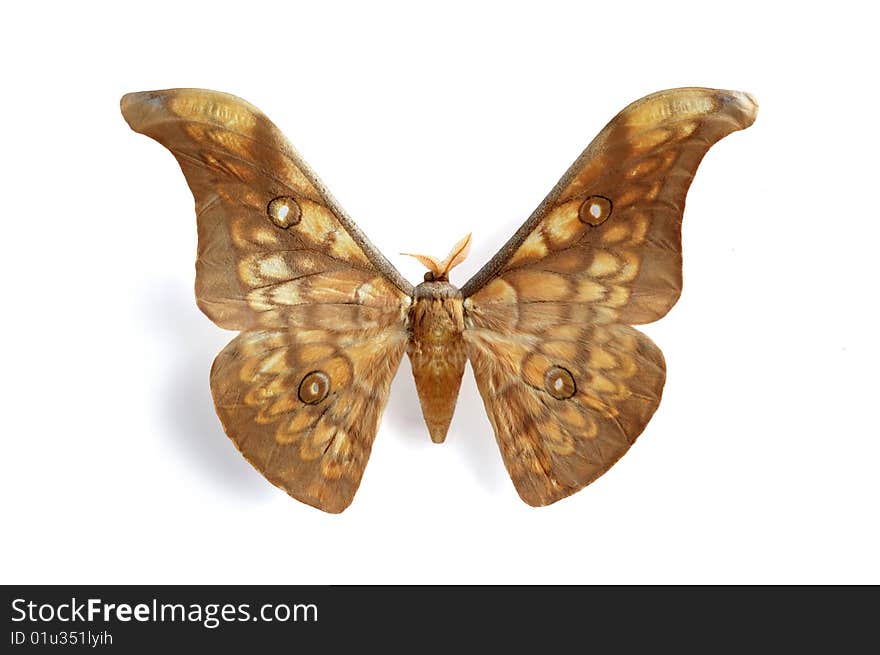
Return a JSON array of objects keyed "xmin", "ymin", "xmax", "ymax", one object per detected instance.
[
  {"xmin": 267, "ymin": 196, "xmax": 302, "ymax": 228},
  {"xmin": 578, "ymin": 195, "xmax": 612, "ymax": 226},
  {"xmin": 545, "ymin": 366, "xmax": 576, "ymax": 400},
  {"xmin": 298, "ymin": 370, "xmax": 330, "ymax": 404}
]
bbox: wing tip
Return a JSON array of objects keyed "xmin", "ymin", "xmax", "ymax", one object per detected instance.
[
  {"xmin": 119, "ymin": 90, "xmax": 165, "ymax": 131},
  {"xmin": 723, "ymin": 89, "xmax": 759, "ymax": 129},
  {"xmin": 119, "ymin": 91, "xmax": 139, "ymax": 126}
]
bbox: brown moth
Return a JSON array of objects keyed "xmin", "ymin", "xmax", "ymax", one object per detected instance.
[{"xmin": 121, "ymin": 87, "xmax": 757, "ymax": 512}]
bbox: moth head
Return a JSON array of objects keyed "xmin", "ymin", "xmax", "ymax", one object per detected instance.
[{"xmin": 402, "ymin": 233, "xmax": 472, "ymax": 283}]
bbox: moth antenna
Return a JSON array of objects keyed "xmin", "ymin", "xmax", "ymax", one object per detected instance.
[
  {"xmin": 438, "ymin": 233, "xmax": 472, "ymax": 278},
  {"xmin": 402, "ymin": 233, "xmax": 472, "ymax": 281},
  {"xmin": 401, "ymin": 252, "xmax": 443, "ymax": 278}
]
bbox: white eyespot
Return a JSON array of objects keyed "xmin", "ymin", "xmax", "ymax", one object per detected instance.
[
  {"xmin": 578, "ymin": 195, "xmax": 612, "ymax": 226},
  {"xmin": 298, "ymin": 370, "xmax": 330, "ymax": 404},
  {"xmin": 277, "ymin": 204, "xmax": 290, "ymax": 220},
  {"xmin": 267, "ymin": 196, "xmax": 302, "ymax": 228},
  {"xmin": 544, "ymin": 366, "xmax": 576, "ymax": 400}
]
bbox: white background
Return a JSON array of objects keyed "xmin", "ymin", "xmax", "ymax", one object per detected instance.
[{"xmin": 1, "ymin": 1, "xmax": 877, "ymax": 584}]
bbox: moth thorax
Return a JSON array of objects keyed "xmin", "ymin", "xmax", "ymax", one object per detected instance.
[{"xmin": 413, "ymin": 280, "xmax": 462, "ymax": 301}]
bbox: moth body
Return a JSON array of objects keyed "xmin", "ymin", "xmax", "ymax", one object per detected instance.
[{"xmin": 406, "ymin": 280, "xmax": 467, "ymax": 443}]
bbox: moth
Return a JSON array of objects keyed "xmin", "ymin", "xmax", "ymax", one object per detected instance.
[{"xmin": 121, "ymin": 87, "xmax": 756, "ymax": 512}]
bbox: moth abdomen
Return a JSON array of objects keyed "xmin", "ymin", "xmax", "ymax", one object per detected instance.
[{"xmin": 406, "ymin": 281, "xmax": 467, "ymax": 443}]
